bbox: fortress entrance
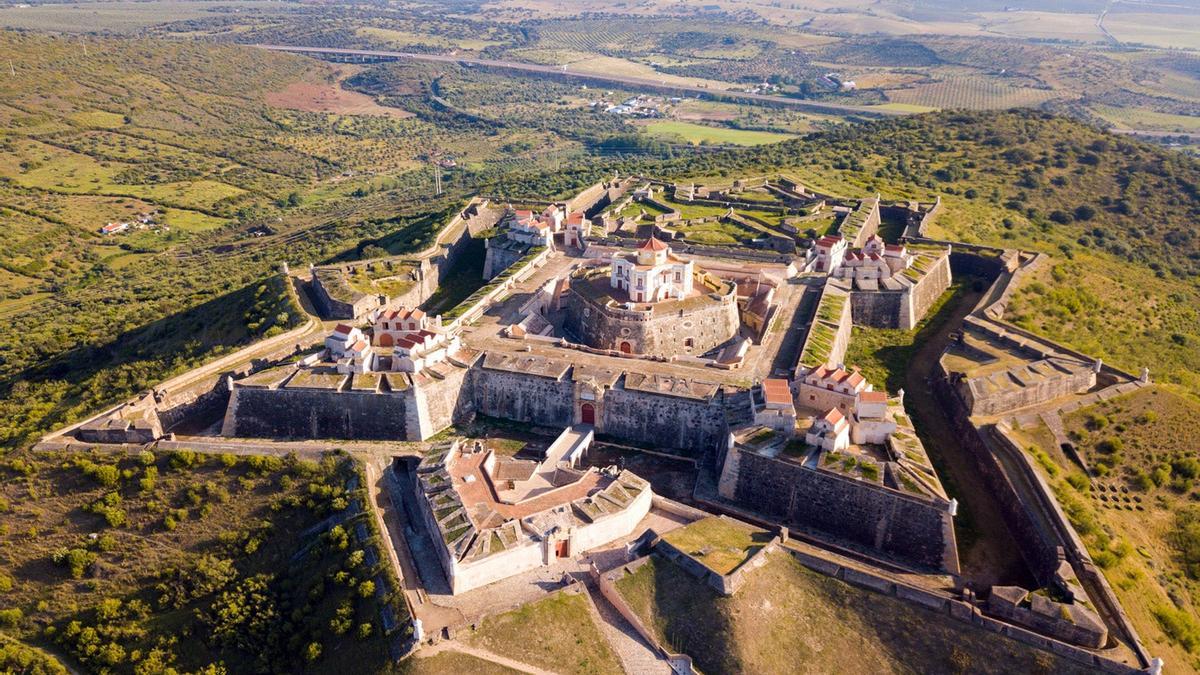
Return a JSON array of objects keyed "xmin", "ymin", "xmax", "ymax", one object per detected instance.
[
  {"xmin": 580, "ymin": 403, "xmax": 595, "ymax": 425},
  {"xmin": 619, "ymin": 341, "xmax": 632, "ymax": 354}
]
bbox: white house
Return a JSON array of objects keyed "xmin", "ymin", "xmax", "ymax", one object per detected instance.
[
  {"xmin": 806, "ymin": 408, "xmax": 850, "ymax": 451},
  {"xmin": 325, "ymin": 324, "xmax": 365, "ymax": 356},
  {"xmin": 813, "ymin": 235, "xmax": 846, "ymax": 273},
  {"xmin": 851, "ymin": 391, "xmax": 896, "ymax": 445}
]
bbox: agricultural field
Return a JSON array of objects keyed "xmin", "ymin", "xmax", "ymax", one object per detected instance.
[
  {"xmin": 1016, "ymin": 386, "xmax": 1200, "ymax": 671},
  {"xmin": 882, "ymin": 75, "xmax": 1063, "ymax": 111},
  {"xmin": 1091, "ymin": 106, "xmax": 1200, "ymax": 134},
  {"xmin": 639, "ymin": 120, "xmax": 795, "ymax": 146}
]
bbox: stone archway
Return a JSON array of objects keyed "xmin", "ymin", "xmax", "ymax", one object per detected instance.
[
  {"xmin": 580, "ymin": 403, "xmax": 595, "ymax": 425},
  {"xmin": 619, "ymin": 341, "xmax": 633, "ymax": 354}
]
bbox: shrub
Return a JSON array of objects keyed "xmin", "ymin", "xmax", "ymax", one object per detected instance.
[
  {"xmin": 1172, "ymin": 458, "xmax": 1200, "ymax": 480},
  {"xmin": 1153, "ymin": 605, "xmax": 1200, "ymax": 653},
  {"xmin": 168, "ymin": 450, "xmax": 199, "ymax": 471},
  {"xmin": 52, "ymin": 548, "xmax": 97, "ymax": 579},
  {"xmin": 0, "ymin": 608, "xmax": 22, "ymax": 627}
]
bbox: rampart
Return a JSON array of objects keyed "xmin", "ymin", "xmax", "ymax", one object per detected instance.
[
  {"xmin": 563, "ymin": 275, "xmax": 740, "ymax": 358},
  {"xmin": 730, "ymin": 448, "xmax": 958, "ymax": 572},
  {"xmin": 598, "ymin": 386, "xmax": 728, "ymax": 454},
  {"xmin": 227, "ymin": 386, "xmax": 410, "ymax": 440}
]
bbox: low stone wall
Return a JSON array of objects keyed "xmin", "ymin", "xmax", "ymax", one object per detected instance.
[
  {"xmin": 594, "ymin": 558, "xmax": 696, "ymax": 674},
  {"xmin": 989, "ymin": 423, "xmax": 1153, "ymax": 667},
  {"xmin": 655, "ymin": 526, "xmax": 780, "ymax": 596},
  {"xmin": 731, "ymin": 449, "xmax": 957, "ymax": 572}
]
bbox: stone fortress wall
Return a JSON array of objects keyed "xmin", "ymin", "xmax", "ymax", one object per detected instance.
[
  {"xmin": 727, "ymin": 448, "xmax": 957, "ymax": 571},
  {"xmin": 848, "ymin": 249, "xmax": 952, "ymax": 330},
  {"xmin": 312, "ymin": 199, "xmax": 501, "ymax": 320},
  {"xmin": 229, "ymin": 386, "xmax": 409, "ymax": 440},
  {"xmin": 562, "ymin": 282, "xmax": 740, "ymax": 358}
]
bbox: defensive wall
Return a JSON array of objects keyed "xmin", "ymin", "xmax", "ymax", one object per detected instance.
[
  {"xmin": 847, "ymin": 248, "xmax": 953, "ymax": 330},
  {"xmin": 228, "ymin": 384, "xmax": 409, "ymax": 440},
  {"xmin": 726, "ymin": 447, "xmax": 958, "ymax": 572},
  {"xmin": 225, "ymin": 354, "xmax": 732, "ymax": 457},
  {"xmin": 311, "ymin": 199, "xmax": 501, "ymax": 320},
  {"xmin": 562, "ymin": 274, "xmax": 740, "ymax": 358}
]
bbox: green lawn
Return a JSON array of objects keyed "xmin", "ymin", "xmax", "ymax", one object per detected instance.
[{"xmin": 641, "ymin": 121, "xmax": 794, "ymax": 146}]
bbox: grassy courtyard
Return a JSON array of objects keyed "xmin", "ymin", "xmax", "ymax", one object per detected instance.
[{"xmin": 466, "ymin": 589, "xmax": 623, "ymax": 675}]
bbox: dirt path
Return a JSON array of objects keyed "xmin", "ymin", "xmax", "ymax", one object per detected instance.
[
  {"xmin": 417, "ymin": 640, "xmax": 560, "ymax": 675},
  {"xmin": 901, "ymin": 282, "xmax": 1036, "ymax": 588}
]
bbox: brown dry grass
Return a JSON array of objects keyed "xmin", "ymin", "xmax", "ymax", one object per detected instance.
[{"xmin": 265, "ymin": 64, "xmax": 413, "ymax": 118}]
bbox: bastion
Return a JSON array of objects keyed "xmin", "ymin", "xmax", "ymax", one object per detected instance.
[{"xmin": 563, "ymin": 269, "xmax": 739, "ymax": 357}]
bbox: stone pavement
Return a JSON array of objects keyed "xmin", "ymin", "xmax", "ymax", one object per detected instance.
[{"xmin": 582, "ymin": 580, "xmax": 672, "ymax": 675}]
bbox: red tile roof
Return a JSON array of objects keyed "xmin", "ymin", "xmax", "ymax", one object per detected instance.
[
  {"xmin": 638, "ymin": 236, "xmax": 669, "ymax": 252},
  {"xmin": 859, "ymin": 391, "xmax": 887, "ymax": 403},
  {"xmin": 823, "ymin": 408, "xmax": 845, "ymax": 425},
  {"xmin": 762, "ymin": 379, "xmax": 792, "ymax": 406},
  {"xmin": 334, "ymin": 324, "xmax": 354, "ymax": 335},
  {"xmin": 816, "ymin": 235, "xmax": 843, "ymax": 248}
]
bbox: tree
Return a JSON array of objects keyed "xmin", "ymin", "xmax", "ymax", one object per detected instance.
[{"xmin": 304, "ymin": 642, "xmax": 321, "ymax": 662}]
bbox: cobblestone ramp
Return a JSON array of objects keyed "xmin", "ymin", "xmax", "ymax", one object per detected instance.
[{"xmin": 582, "ymin": 581, "xmax": 672, "ymax": 674}]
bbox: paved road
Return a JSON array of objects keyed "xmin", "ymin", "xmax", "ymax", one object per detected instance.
[{"xmin": 256, "ymin": 44, "xmax": 908, "ymax": 119}]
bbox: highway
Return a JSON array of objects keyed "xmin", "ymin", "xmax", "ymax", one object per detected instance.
[{"xmin": 255, "ymin": 44, "xmax": 910, "ymax": 119}]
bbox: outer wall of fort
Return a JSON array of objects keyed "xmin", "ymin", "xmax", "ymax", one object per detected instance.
[
  {"xmin": 730, "ymin": 448, "xmax": 957, "ymax": 571},
  {"xmin": 228, "ymin": 365, "xmax": 731, "ymax": 456},
  {"xmin": 849, "ymin": 253, "xmax": 952, "ymax": 330}
]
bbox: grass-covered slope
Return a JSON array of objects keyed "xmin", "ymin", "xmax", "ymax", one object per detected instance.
[
  {"xmin": 0, "ymin": 450, "xmax": 408, "ymax": 674},
  {"xmin": 1011, "ymin": 385, "xmax": 1200, "ymax": 672},
  {"xmin": 616, "ymin": 553, "xmax": 1094, "ymax": 675}
]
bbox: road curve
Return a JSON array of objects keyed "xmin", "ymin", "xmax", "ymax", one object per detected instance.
[{"xmin": 255, "ymin": 44, "xmax": 910, "ymax": 119}]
